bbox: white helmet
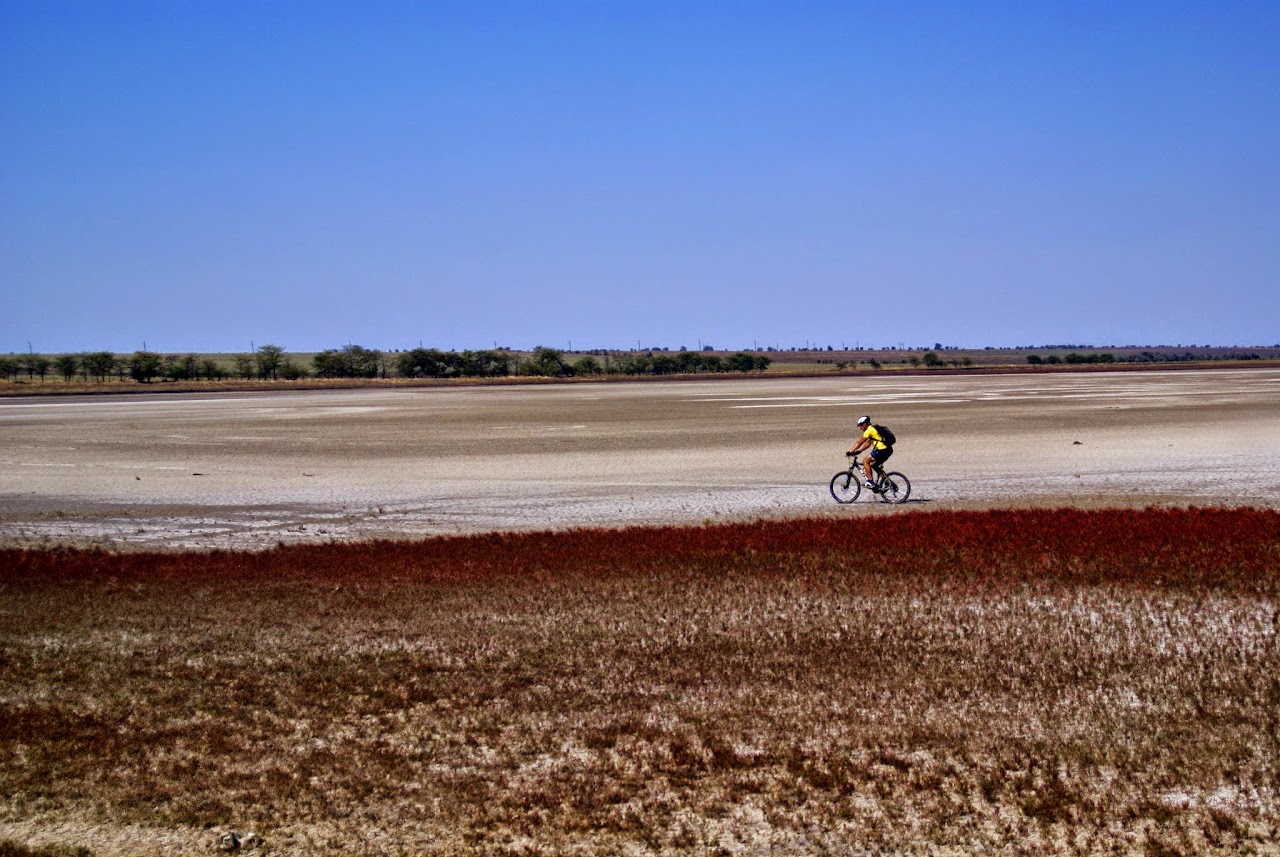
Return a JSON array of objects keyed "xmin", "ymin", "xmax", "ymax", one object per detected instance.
[{"xmin": 856, "ymin": 415, "xmax": 870, "ymax": 426}]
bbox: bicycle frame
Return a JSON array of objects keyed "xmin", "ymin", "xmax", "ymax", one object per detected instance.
[{"xmin": 830, "ymin": 454, "xmax": 910, "ymax": 505}]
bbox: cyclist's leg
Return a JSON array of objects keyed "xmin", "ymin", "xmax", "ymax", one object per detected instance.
[{"xmin": 868, "ymin": 447, "xmax": 891, "ymax": 483}]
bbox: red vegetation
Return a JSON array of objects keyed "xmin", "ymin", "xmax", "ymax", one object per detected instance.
[
  {"xmin": 2, "ymin": 508, "xmax": 1278, "ymax": 853},
  {"xmin": 5, "ymin": 507, "xmax": 1277, "ymax": 594}
]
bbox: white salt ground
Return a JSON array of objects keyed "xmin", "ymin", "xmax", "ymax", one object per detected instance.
[{"xmin": 2, "ymin": 368, "xmax": 1277, "ymax": 550}]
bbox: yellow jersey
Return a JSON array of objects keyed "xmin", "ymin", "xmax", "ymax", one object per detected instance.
[{"xmin": 862, "ymin": 425, "xmax": 889, "ymax": 451}]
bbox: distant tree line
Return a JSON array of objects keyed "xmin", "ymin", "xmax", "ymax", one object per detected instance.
[
  {"xmin": 1119, "ymin": 350, "xmax": 1266, "ymax": 364},
  {"xmin": 912, "ymin": 351, "xmax": 974, "ymax": 369},
  {"xmin": 394, "ymin": 348, "xmax": 514, "ymax": 378},
  {"xmin": 2, "ymin": 344, "xmax": 770, "ymax": 384},
  {"xmin": 392, "ymin": 346, "xmax": 770, "ymax": 379},
  {"xmin": 1027, "ymin": 349, "xmax": 1267, "ymax": 366},
  {"xmin": 314, "ymin": 344, "xmax": 392, "ymax": 379},
  {"xmin": 0, "ymin": 354, "xmax": 52, "ymax": 381},
  {"xmin": 1027, "ymin": 353, "xmax": 1117, "ymax": 365},
  {"xmin": 0, "ymin": 346, "xmax": 305, "ymax": 384}
]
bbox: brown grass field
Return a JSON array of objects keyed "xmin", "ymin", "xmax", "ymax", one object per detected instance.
[{"xmin": 2, "ymin": 508, "xmax": 1278, "ymax": 855}]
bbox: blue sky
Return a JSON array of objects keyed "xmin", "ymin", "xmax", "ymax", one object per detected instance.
[{"xmin": 2, "ymin": 1, "xmax": 1277, "ymax": 354}]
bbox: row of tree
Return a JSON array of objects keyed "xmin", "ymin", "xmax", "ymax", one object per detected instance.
[
  {"xmin": 1026, "ymin": 350, "xmax": 1264, "ymax": 366},
  {"xmin": 1026, "ymin": 353, "xmax": 1117, "ymax": 365},
  {"xmin": 371, "ymin": 345, "xmax": 762, "ymax": 378},
  {"xmin": 0, "ymin": 346, "xmax": 308, "ymax": 384},
  {"xmin": 1123, "ymin": 350, "xmax": 1267, "ymax": 363},
  {"xmin": 1, "ymin": 345, "xmax": 771, "ymax": 384}
]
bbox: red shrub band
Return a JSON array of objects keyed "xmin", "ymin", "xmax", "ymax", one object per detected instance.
[{"xmin": 3, "ymin": 507, "xmax": 1277, "ymax": 595}]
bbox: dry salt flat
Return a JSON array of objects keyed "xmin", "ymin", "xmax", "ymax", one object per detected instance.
[{"xmin": 1, "ymin": 367, "xmax": 1277, "ymax": 549}]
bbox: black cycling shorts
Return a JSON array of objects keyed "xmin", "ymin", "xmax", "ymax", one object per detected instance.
[{"xmin": 870, "ymin": 446, "xmax": 893, "ymax": 464}]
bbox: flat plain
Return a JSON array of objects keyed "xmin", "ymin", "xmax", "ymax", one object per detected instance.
[
  {"xmin": 1, "ymin": 368, "xmax": 1278, "ymax": 857},
  {"xmin": 1, "ymin": 367, "xmax": 1277, "ymax": 549}
]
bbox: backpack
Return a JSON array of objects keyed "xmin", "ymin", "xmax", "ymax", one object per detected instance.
[{"xmin": 874, "ymin": 424, "xmax": 896, "ymax": 447}]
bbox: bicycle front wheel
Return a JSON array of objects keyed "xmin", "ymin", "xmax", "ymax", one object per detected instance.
[
  {"xmin": 878, "ymin": 472, "xmax": 911, "ymax": 504},
  {"xmin": 830, "ymin": 470, "xmax": 862, "ymax": 504}
]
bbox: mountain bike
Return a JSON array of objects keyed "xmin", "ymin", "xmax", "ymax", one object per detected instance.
[{"xmin": 830, "ymin": 453, "xmax": 911, "ymax": 504}]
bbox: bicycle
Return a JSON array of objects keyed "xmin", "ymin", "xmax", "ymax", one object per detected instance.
[{"xmin": 830, "ymin": 453, "xmax": 911, "ymax": 504}]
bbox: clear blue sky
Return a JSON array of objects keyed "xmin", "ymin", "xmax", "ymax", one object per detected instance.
[{"xmin": 2, "ymin": 1, "xmax": 1277, "ymax": 354}]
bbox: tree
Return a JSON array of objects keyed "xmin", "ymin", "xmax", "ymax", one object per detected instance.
[
  {"xmin": 367, "ymin": 348, "xmax": 388, "ymax": 379},
  {"xmin": 15, "ymin": 355, "xmax": 49, "ymax": 381},
  {"xmin": 396, "ymin": 348, "xmax": 451, "ymax": 378},
  {"xmin": 922, "ymin": 351, "xmax": 942, "ymax": 368},
  {"xmin": 649, "ymin": 354, "xmax": 679, "ymax": 375},
  {"xmin": 55, "ymin": 354, "xmax": 78, "ymax": 382},
  {"xmin": 81, "ymin": 352, "xmax": 117, "ymax": 382},
  {"xmin": 161, "ymin": 354, "xmax": 200, "ymax": 381},
  {"xmin": 0, "ymin": 357, "xmax": 17, "ymax": 381},
  {"xmin": 1026, "ymin": 355, "xmax": 1043, "ymax": 365},
  {"xmin": 279, "ymin": 360, "xmax": 307, "ymax": 380},
  {"xmin": 313, "ymin": 349, "xmax": 346, "ymax": 378},
  {"xmin": 676, "ymin": 351, "xmax": 701, "ymax": 373},
  {"xmin": 609, "ymin": 353, "xmax": 648, "ymax": 375},
  {"xmin": 233, "ymin": 354, "xmax": 255, "ymax": 380},
  {"xmin": 312, "ymin": 347, "xmax": 378, "ymax": 378},
  {"xmin": 524, "ymin": 346, "xmax": 571, "ymax": 377},
  {"xmin": 572, "ymin": 356, "xmax": 602, "ymax": 376},
  {"xmin": 27, "ymin": 355, "xmax": 51, "ymax": 381},
  {"xmin": 129, "ymin": 351, "xmax": 163, "ymax": 383},
  {"xmin": 726, "ymin": 352, "xmax": 769, "ymax": 372},
  {"xmin": 256, "ymin": 344, "xmax": 285, "ymax": 380},
  {"xmin": 315, "ymin": 344, "xmax": 384, "ymax": 378},
  {"xmin": 468, "ymin": 350, "xmax": 511, "ymax": 378}
]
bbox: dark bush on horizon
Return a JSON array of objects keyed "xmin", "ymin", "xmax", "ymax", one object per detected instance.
[{"xmin": 396, "ymin": 347, "xmax": 513, "ymax": 378}]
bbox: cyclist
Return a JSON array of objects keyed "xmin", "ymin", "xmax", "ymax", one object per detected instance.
[{"xmin": 848, "ymin": 415, "xmax": 892, "ymax": 491}]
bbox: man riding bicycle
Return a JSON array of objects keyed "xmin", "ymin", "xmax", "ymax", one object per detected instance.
[{"xmin": 848, "ymin": 415, "xmax": 892, "ymax": 491}]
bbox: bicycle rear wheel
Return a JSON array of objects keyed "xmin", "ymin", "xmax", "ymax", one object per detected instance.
[
  {"xmin": 830, "ymin": 470, "xmax": 861, "ymax": 504},
  {"xmin": 877, "ymin": 471, "xmax": 911, "ymax": 504}
]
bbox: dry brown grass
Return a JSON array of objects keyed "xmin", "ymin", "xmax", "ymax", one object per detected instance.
[{"xmin": 1, "ymin": 509, "xmax": 1278, "ymax": 855}]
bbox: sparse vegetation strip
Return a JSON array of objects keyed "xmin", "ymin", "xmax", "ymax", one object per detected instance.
[{"xmin": 4, "ymin": 343, "xmax": 1278, "ymax": 396}]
